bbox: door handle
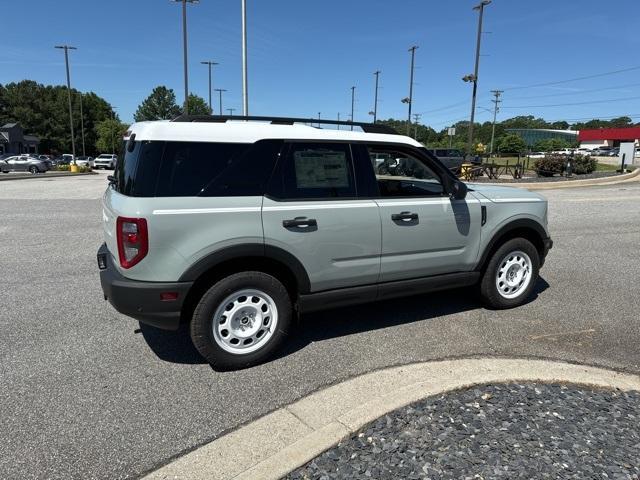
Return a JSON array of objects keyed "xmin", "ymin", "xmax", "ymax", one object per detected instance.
[
  {"xmin": 391, "ymin": 211, "xmax": 418, "ymax": 221},
  {"xmin": 283, "ymin": 217, "xmax": 318, "ymax": 228}
]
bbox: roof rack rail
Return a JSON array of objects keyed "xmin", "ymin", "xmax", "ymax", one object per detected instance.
[{"xmin": 171, "ymin": 114, "xmax": 399, "ymax": 135}]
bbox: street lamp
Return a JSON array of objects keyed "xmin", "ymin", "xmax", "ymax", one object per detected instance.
[
  {"xmin": 465, "ymin": 0, "xmax": 491, "ymax": 159},
  {"xmin": 54, "ymin": 45, "xmax": 77, "ymax": 160},
  {"xmin": 350, "ymin": 86, "xmax": 356, "ymax": 131},
  {"xmin": 172, "ymin": 0, "xmax": 199, "ymax": 115},
  {"xmin": 372, "ymin": 70, "xmax": 380, "ymax": 123},
  {"xmin": 241, "ymin": 0, "xmax": 249, "ymax": 115},
  {"xmin": 406, "ymin": 46, "xmax": 418, "ymax": 135},
  {"xmin": 200, "ymin": 60, "xmax": 219, "ymax": 114},
  {"xmin": 215, "ymin": 88, "xmax": 227, "ymax": 116}
]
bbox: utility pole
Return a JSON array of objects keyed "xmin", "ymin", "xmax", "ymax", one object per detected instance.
[
  {"xmin": 406, "ymin": 45, "xmax": 418, "ymax": 135},
  {"xmin": 173, "ymin": 0, "xmax": 198, "ymax": 115},
  {"xmin": 55, "ymin": 45, "xmax": 77, "ymax": 160},
  {"xmin": 200, "ymin": 60, "xmax": 219, "ymax": 114},
  {"xmin": 465, "ymin": 0, "xmax": 491, "ymax": 159},
  {"xmin": 227, "ymin": 108, "xmax": 235, "ymax": 115},
  {"xmin": 489, "ymin": 89, "xmax": 503, "ymax": 155},
  {"xmin": 318, "ymin": 112, "xmax": 321, "ymax": 128},
  {"xmin": 215, "ymin": 88, "xmax": 227, "ymax": 115},
  {"xmin": 78, "ymin": 92, "xmax": 86, "ymax": 156},
  {"xmin": 350, "ymin": 86, "xmax": 356, "ymax": 131},
  {"xmin": 372, "ymin": 70, "xmax": 380, "ymax": 123},
  {"xmin": 111, "ymin": 108, "xmax": 117, "ymax": 154},
  {"xmin": 337, "ymin": 112, "xmax": 341, "ymax": 130},
  {"xmin": 241, "ymin": 0, "xmax": 249, "ymax": 115},
  {"xmin": 412, "ymin": 113, "xmax": 421, "ymax": 140}
]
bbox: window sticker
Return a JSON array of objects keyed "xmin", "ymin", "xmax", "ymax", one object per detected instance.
[{"xmin": 294, "ymin": 150, "xmax": 349, "ymax": 189}]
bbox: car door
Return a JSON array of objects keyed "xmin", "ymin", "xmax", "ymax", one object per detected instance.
[
  {"xmin": 363, "ymin": 144, "xmax": 482, "ymax": 282},
  {"xmin": 262, "ymin": 142, "xmax": 381, "ymax": 292}
]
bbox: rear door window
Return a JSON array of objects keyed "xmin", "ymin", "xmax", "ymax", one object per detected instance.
[{"xmin": 267, "ymin": 143, "xmax": 357, "ymax": 199}]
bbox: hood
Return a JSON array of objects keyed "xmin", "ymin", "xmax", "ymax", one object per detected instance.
[{"xmin": 467, "ymin": 183, "xmax": 546, "ymax": 203}]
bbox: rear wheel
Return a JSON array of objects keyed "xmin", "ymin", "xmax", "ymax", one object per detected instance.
[
  {"xmin": 479, "ymin": 237, "xmax": 539, "ymax": 309},
  {"xmin": 29, "ymin": 166, "xmax": 38, "ymax": 174},
  {"xmin": 190, "ymin": 271, "xmax": 293, "ymax": 369}
]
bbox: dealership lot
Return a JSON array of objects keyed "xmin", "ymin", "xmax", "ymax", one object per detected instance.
[{"xmin": 1, "ymin": 172, "xmax": 639, "ymax": 479}]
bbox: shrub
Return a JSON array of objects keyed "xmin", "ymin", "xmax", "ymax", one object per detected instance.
[
  {"xmin": 570, "ymin": 154, "xmax": 597, "ymax": 174},
  {"xmin": 534, "ymin": 155, "xmax": 564, "ymax": 177},
  {"xmin": 55, "ymin": 164, "xmax": 91, "ymax": 173}
]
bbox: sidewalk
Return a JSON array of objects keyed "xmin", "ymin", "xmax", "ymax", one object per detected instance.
[{"xmin": 287, "ymin": 383, "xmax": 640, "ymax": 479}]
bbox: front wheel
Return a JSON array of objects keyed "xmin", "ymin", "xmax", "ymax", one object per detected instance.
[
  {"xmin": 479, "ymin": 237, "xmax": 540, "ymax": 309},
  {"xmin": 29, "ymin": 166, "xmax": 38, "ymax": 174},
  {"xmin": 190, "ymin": 271, "xmax": 293, "ymax": 370}
]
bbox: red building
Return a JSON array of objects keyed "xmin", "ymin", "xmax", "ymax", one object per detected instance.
[{"xmin": 578, "ymin": 127, "xmax": 640, "ymax": 149}]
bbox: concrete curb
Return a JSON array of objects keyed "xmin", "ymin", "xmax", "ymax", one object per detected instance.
[
  {"xmin": 491, "ymin": 166, "xmax": 639, "ymax": 190},
  {"xmin": 0, "ymin": 172, "xmax": 97, "ymax": 181},
  {"xmin": 143, "ymin": 358, "xmax": 640, "ymax": 480}
]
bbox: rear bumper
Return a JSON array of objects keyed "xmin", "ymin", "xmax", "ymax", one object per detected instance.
[{"xmin": 97, "ymin": 243, "xmax": 192, "ymax": 330}]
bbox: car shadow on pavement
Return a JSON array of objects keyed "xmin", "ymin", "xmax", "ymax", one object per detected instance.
[{"xmin": 138, "ymin": 278, "xmax": 549, "ymax": 366}]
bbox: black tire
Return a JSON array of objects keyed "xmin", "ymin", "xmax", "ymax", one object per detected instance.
[
  {"xmin": 479, "ymin": 237, "xmax": 540, "ymax": 309},
  {"xmin": 29, "ymin": 166, "xmax": 38, "ymax": 174},
  {"xmin": 190, "ymin": 271, "xmax": 293, "ymax": 370}
]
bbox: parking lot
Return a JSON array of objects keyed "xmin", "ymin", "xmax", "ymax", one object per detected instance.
[{"xmin": 1, "ymin": 171, "xmax": 639, "ymax": 479}]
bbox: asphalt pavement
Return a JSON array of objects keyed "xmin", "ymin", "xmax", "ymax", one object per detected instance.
[{"xmin": 1, "ymin": 171, "xmax": 639, "ymax": 479}]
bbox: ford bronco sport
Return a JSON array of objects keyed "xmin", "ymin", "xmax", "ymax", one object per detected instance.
[{"xmin": 98, "ymin": 116, "xmax": 552, "ymax": 369}]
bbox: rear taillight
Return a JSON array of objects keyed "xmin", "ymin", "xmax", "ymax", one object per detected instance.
[{"xmin": 116, "ymin": 216, "xmax": 148, "ymax": 269}]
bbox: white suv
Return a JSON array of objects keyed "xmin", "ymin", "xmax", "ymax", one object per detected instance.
[
  {"xmin": 94, "ymin": 154, "xmax": 117, "ymax": 169},
  {"xmin": 97, "ymin": 116, "xmax": 552, "ymax": 369}
]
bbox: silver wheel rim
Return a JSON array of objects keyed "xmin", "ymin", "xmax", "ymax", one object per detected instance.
[
  {"xmin": 495, "ymin": 250, "xmax": 532, "ymax": 299},
  {"xmin": 212, "ymin": 289, "xmax": 278, "ymax": 355}
]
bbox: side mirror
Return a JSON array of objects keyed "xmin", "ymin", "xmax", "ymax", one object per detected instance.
[
  {"xmin": 449, "ymin": 180, "xmax": 467, "ymax": 200},
  {"xmin": 107, "ymin": 175, "xmax": 116, "ymax": 186}
]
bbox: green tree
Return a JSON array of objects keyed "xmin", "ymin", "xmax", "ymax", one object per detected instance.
[
  {"xmin": 185, "ymin": 94, "xmax": 211, "ymax": 115},
  {"xmin": 497, "ymin": 133, "xmax": 527, "ymax": 153},
  {"xmin": 134, "ymin": 86, "xmax": 181, "ymax": 121},
  {"xmin": 0, "ymin": 80, "xmax": 114, "ymax": 155},
  {"xmin": 96, "ymin": 118, "xmax": 128, "ymax": 154},
  {"xmin": 532, "ymin": 138, "xmax": 571, "ymax": 152}
]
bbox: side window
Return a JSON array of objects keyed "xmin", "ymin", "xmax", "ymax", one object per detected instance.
[
  {"xmin": 269, "ymin": 143, "xmax": 356, "ymax": 199},
  {"xmin": 367, "ymin": 146, "xmax": 444, "ymax": 197}
]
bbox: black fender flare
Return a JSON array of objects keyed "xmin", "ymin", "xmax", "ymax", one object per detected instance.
[
  {"xmin": 476, "ymin": 218, "xmax": 548, "ymax": 271},
  {"xmin": 178, "ymin": 243, "xmax": 311, "ymax": 294}
]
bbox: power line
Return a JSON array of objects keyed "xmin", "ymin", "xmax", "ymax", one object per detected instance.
[
  {"xmin": 503, "ymin": 65, "xmax": 640, "ymax": 91},
  {"xmin": 507, "ymin": 82, "xmax": 640, "ymax": 101},
  {"xmin": 502, "ymin": 95, "xmax": 640, "ymax": 109}
]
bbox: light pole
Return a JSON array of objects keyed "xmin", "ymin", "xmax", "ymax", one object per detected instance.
[
  {"xmin": 172, "ymin": 0, "xmax": 199, "ymax": 115},
  {"xmin": 464, "ymin": 0, "xmax": 491, "ymax": 159},
  {"xmin": 317, "ymin": 112, "xmax": 321, "ymax": 128},
  {"xmin": 350, "ymin": 86, "xmax": 356, "ymax": 131},
  {"xmin": 404, "ymin": 46, "xmax": 418, "ymax": 135},
  {"xmin": 241, "ymin": 0, "xmax": 249, "ymax": 115},
  {"xmin": 55, "ymin": 45, "xmax": 77, "ymax": 160},
  {"xmin": 489, "ymin": 89, "xmax": 502, "ymax": 155},
  {"xmin": 215, "ymin": 88, "xmax": 227, "ymax": 115},
  {"xmin": 412, "ymin": 113, "xmax": 421, "ymax": 140},
  {"xmin": 78, "ymin": 92, "xmax": 86, "ymax": 157},
  {"xmin": 372, "ymin": 70, "xmax": 380, "ymax": 123},
  {"xmin": 111, "ymin": 107, "xmax": 118, "ymax": 154},
  {"xmin": 227, "ymin": 108, "xmax": 236, "ymax": 115},
  {"xmin": 200, "ymin": 60, "xmax": 219, "ymax": 114}
]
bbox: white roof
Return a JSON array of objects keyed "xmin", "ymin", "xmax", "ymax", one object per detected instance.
[{"xmin": 127, "ymin": 120, "xmax": 421, "ymax": 147}]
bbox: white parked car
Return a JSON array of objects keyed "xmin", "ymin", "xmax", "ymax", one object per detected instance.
[
  {"xmin": 94, "ymin": 154, "xmax": 117, "ymax": 170},
  {"xmin": 75, "ymin": 156, "xmax": 94, "ymax": 167},
  {"xmin": 528, "ymin": 152, "xmax": 546, "ymax": 159}
]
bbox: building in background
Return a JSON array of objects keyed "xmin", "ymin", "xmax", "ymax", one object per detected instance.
[
  {"xmin": 0, "ymin": 123, "xmax": 40, "ymax": 155},
  {"xmin": 578, "ymin": 127, "xmax": 640, "ymax": 149},
  {"xmin": 506, "ymin": 128, "xmax": 578, "ymax": 147}
]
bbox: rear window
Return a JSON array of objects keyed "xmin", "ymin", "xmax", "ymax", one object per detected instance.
[{"xmin": 115, "ymin": 140, "xmax": 281, "ymax": 197}]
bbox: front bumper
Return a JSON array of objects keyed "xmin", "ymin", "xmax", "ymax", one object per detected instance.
[
  {"xmin": 541, "ymin": 236, "xmax": 553, "ymax": 267},
  {"xmin": 97, "ymin": 243, "xmax": 192, "ymax": 330}
]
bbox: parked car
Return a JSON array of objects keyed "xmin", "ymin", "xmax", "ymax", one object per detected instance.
[
  {"xmin": 53, "ymin": 154, "xmax": 75, "ymax": 166},
  {"xmin": 1, "ymin": 155, "xmax": 48, "ymax": 174},
  {"xmin": 576, "ymin": 148, "xmax": 592, "ymax": 156},
  {"xmin": 93, "ymin": 154, "xmax": 117, "ymax": 170},
  {"xmin": 590, "ymin": 146, "xmax": 613, "ymax": 156},
  {"xmin": 75, "ymin": 156, "xmax": 94, "ymax": 168},
  {"xmin": 28, "ymin": 154, "xmax": 53, "ymax": 169},
  {"xmin": 528, "ymin": 152, "xmax": 546, "ymax": 159},
  {"xmin": 606, "ymin": 148, "xmax": 620, "ymax": 157},
  {"xmin": 97, "ymin": 115, "xmax": 552, "ymax": 369},
  {"xmin": 551, "ymin": 148, "xmax": 575, "ymax": 156}
]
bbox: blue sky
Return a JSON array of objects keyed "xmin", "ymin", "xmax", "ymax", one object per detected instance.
[{"xmin": 2, "ymin": 0, "xmax": 640, "ymax": 128}]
